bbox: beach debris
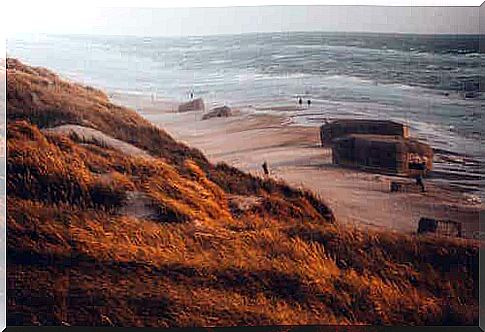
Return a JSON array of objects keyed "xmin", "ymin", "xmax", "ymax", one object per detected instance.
[
  {"xmin": 202, "ymin": 105, "xmax": 232, "ymax": 120},
  {"xmin": 178, "ymin": 97, "xmax": 205, "ymax": 112},
  {"xmin": 417, "ymin": 217, "xmax": 462, "ymax": 238}
]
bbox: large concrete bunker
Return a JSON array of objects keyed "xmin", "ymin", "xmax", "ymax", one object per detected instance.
[
  {"xmin": 332, "ymin": 134, "xmax": 433, "ymax": 176},
  {"xmin": 320, "ymin": 119, "xmax": 409, "ymax": 146}
]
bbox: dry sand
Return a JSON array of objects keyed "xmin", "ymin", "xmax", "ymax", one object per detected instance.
[{"xmin": 113, "ymin": 93, "xmax": 484, "ymax": 240}]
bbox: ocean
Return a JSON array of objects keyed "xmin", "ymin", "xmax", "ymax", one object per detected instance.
[{"xmin": 6, "ymin": 32, "xmax": 484, "ymax": 194}]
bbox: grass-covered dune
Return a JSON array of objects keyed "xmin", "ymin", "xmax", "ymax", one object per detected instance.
[{"xmin": 6, "ymin": 58, "xmax": 479, "ymax": 327}]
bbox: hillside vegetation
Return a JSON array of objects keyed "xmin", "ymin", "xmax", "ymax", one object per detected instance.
[{"xmin": 6, "ymin": 58, "xmax": 479, "ymax": 327}]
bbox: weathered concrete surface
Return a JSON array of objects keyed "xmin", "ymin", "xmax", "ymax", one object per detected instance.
[
  {"xmin": 202, "ymin": 105, "xmax": 233, "ymax": 120},
  {"xmin": 178, "ymin": 98, "xmax": 205, "ymax": 113},
  {"xmin": 320, "ymin": 119, "xmax": 409, "ymax": 146}
]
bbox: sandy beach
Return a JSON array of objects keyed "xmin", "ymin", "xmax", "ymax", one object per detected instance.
[{"xmin": 113, "ymin": 93, "xmax": 483, "ymax": 240}]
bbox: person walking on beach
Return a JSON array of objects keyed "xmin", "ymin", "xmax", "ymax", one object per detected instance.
[
  {"xmin": 298, "ymin": 97, "xmax": 303, "ymax": 108},
  {"xmin": 415, "ymin": 162, "xmax": 426, "ymax": 192},
  {"xmin": 262, "ymin": 161, "xmax": 270, "ymax": 177},
  {"xmin": 307, "ymin": 99, "xmax": 311, "ymax": 108},
  {"xmin": 190, "ymin": 91, "xmax": 194, "ymax": 99},
  {"xmin": 416, "ymin": 174, "xmax": 425, "ymax": 192}
]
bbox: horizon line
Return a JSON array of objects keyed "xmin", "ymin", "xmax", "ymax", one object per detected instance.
[{"xmin": 9, "ymin": 30, "xmax": 485, "ymax": 39}]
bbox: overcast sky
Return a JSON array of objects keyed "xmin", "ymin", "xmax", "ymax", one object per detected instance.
[{"xmin": 5, "ymin": 4, "xmax": 483, "ymax": 37}]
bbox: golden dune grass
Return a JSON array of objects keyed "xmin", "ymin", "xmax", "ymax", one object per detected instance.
[{"xmin": 6, "ymin": 59, "xmax": 479, "ymax": 327}]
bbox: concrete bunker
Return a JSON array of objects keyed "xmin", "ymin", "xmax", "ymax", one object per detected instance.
[
  {"xmin": 417, "ymin": 217, "xmax": 462, "ymax": 238},
  {"xmin": 331, "ymin": 134, "xmax": 433, "ymax": 176},
  {"xmin": 178, "ymin": 98, "xmax": 205, "ymax": 113},
  {"xmin": 202, "ymin": 105, "xmax": 233, "ymax": 120},
  {"xmin": 320, "ymin": 119, "xmax": 409, "ymax": 146}
]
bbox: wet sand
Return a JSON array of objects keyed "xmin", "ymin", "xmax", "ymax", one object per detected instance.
[{"xmin": 113, "ymin": 93, "xmax": 484, "ymax": 240}]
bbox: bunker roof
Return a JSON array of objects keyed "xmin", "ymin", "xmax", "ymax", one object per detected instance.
[
  {"xmin": 326, "ymin": 119, "xmax": 406, "ymax": 127},
  {"xmin": 333, "ymin": 134, "xmax": 406, "ymax": 143}
]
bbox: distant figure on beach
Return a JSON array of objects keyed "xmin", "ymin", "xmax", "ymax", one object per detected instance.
[
  {"xmin": 190, "ymin": 91, "xmax": 194, "ymax": 99},
  {"xmin": 307, "ymin": 99, "xmax": 311, "ymax": 108},
  {"xmin": 415, "ymin": 174, "xmax": 425, "ymax": 192},
  {"xmin": 298, "ymin": 97, "xmax": 303, "ymax": 107},
  {"xmin": 415, "ymin": 162, "xmax": 426, "ymax": 192},
  {"xmin": 262, "ymin": 161, "xmax": 269, "ymax": 176}
]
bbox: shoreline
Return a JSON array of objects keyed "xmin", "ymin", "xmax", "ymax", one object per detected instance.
[
  {"xmin": 112, "ymin": 90, "xmax": 484, "ymax": 193},
  {"xmin": 111, "ymin": 92, "xmax": 484, "ymax": 240}
]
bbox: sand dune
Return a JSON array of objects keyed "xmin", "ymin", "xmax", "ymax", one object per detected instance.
[{"xmin": 7, "ymin": 60, "xmax": 480, "ymax": 326}]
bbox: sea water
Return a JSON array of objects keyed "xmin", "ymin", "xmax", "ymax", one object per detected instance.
[{"xmin": 7, "ymin": 32, "xmax": 484, "ymax": 194}]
